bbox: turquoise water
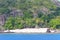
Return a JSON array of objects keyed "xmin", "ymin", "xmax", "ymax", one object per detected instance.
[{"xmin": 0, "ymin": 33, "xmax": 60, "ymax": 40}]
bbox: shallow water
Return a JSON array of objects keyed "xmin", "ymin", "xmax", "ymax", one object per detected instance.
[{"xmin": 0, "ymin": 33, "xmax": 60, "ymax": 40}]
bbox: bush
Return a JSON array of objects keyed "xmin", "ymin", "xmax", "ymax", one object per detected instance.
[
  {"xmin": 4, "ymin": 16, "xmax": 15, "ymax": 30},
  {"xmin": 49, "ymin": 18, "xmax": 60, "ymax": 29},
  {"xmin": 4, "ymin": 16, "xmax": 24, "ymax": 30},
  {"xmin": 15, "ymin": 17, "xmax": 24, "ymax": 29}
]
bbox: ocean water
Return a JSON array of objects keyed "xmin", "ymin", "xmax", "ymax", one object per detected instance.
[{"xmin": 0, "ymin": 33, "xmax": 60, "ymax": 40}]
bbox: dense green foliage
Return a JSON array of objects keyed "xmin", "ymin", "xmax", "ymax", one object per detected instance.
[
  {"xmin": 49, "ymin": 16, "xmax": 60, "ymax": 29},
  {"xmin": 0, "ymin": 0, "xmax": 60, "ymax": 29},
  {"xmin": 4, "ymin": 16, "xmax": 15, "ymax": 30}
]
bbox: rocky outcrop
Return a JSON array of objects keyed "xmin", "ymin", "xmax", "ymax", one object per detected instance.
[
  {"xmin": 0, "ymin": 8, "xmax": 23, "ymax": 28},
  {"xmin": 10, "ymin": 8, "xmax": 23, "ymax": 17},
  {"xmin": 52, "ymin": 0, "xmax": 60, "ymax": 7}
]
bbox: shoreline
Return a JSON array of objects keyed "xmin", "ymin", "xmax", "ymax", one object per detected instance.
[
  {"xmin": 0, "ymin": 32, "xmax": 60, "ymax": 34},
  {"xmin": 3, "ymin": 28, "xmax": 56, "ymax": 33}
]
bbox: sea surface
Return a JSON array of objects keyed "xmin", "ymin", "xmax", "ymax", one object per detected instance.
[{"xmin": 0, "ymin": 33, "xmax": 60, "ymax": 40}]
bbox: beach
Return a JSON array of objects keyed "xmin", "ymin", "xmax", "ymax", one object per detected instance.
[{"xmin": 3, "ymin": 28, "xmax": 56, "ymax": 33}]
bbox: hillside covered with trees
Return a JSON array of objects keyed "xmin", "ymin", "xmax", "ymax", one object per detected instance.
[{"xmin": 0, "ymin": 0, "xmax": 60, "ymax": 30}]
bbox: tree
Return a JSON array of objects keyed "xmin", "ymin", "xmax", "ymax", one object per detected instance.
[
  {"xmin": 49, "ymin": 16, "xmax": 60, "ymax": 29},
  {"xmin": 4, "ymin": 16, "xmax": 15, "ymax": 30},
  {"xmin": 1, "ymin": 0, "xmax": 60, "ymax": 29},
  {"xmin": 15, "ymin": 17, "xmax": 24, "ymax": 29},
  {"xmin": 24, "ymin": 18, "xmax": 36, "ymax": 28}
]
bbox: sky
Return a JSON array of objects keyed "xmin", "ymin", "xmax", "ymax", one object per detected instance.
[{"xmin": 58, "ymin": 0, "xmax": 60, "ymax": 1}]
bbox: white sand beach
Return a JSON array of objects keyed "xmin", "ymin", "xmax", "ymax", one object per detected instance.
[{"xmin": 4, "ymin": 28, "xmax": 55, "ymax": 33}]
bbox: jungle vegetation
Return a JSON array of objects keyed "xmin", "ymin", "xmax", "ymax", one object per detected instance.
[{"xmin": 0, "ymin": 0, "xmax": 60, "ymax": 29}]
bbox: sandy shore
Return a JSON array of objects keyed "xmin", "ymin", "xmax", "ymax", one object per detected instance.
[{"xmin": 4, "ymin": 28, "xmax": 55, "ymax": 33}]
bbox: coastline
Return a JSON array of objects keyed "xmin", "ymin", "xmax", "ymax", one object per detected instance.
[{"xmin": 3, "ymin": 28, "xmax": 56, "ymax": 33}]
